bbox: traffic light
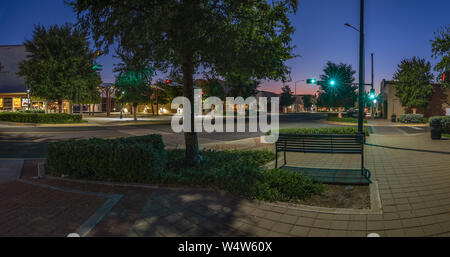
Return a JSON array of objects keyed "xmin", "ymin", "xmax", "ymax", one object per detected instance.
[
  {"xmin": 165, "ymin": 79, "xmax": 171, "ymax": 84},
  {"xmin": 443, "ymin": 71, "xmax": 449, "ymax": 83},
  {"xmin": 369, "ymin": 89, "xmax": 376, "ymax": 99},
  {"xmin": 329, "ymin": 80, "xmax": 336, "ymax": 86},
  {"xmin": 91, "ymin": 62, "xmax": 102, "ymax": 71},
  {"xmin": 306, "ymin": 78, "xmax": 317, "ymax": 84}
]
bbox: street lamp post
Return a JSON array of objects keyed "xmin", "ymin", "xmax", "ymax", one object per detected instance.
[
  {"xmin": 26, "ymin": 89, "xmax": 31, "ymax": 111},
  {"xmin": 120, "ymin": 91, "xmax": 124, "ymax": 119},
  {"xmin": 345, "ymin": 0, "xmax": 365, "ymax": 134},
  {"xmin": 371, "ymin": 53, "xmax": 375, "ymax": 120}
]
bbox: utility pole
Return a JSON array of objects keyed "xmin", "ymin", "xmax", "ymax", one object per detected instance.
[
  {"xmin": 371, "ymin": 53, "xmax": 375, "ymax": 120},
  {"xmin": 358, "ymin": 0, "xmax": 365, "ymax": 133}
]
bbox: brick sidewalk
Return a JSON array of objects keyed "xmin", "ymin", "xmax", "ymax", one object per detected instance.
[{"xmin": 1, "ymin": 133, "xmax": 449, "ymax": 237}]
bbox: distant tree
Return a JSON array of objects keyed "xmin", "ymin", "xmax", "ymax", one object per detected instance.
[
  {"xmin": 431, "ymin": 25, "xmax": 450, "ymax": 88},
  {"xmin": 114, "ymin": 47, "xmax": 155, "ymax": 120},
  {"xmin": 302, "ymin": 95, "xmax": 313, "ymax": 110},
  {"xmin": 70, "ymin": 0, "xmax": 297, "ymax": 162},
  {"xmin": 316, "ymin": 62, "xmax": 357, "ymax": 109},
  {"xmin": 393, "ymin": 57, "xmax": 434, "ymax": 112},
  {"xmin": 280, "ymin": 85, "xmax": 295, "ymax": 111},
  {"xmin": 197, "ymin": 78, "xmax": 225, "ymax": 100},
  {"xmin": 18, "ymin": 24, "xmax": 101, "ymax": 113},
  {"xmin": 224, "ymin": 72, "xmax": 260, "ymax": 99}
]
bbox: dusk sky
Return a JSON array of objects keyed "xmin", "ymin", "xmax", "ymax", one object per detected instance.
[{"xmin": 1, "ymin": 0, "xmax": 449, "ymax": 95}]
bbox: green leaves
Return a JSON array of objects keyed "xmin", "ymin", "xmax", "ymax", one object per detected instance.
[
  {"xmin": 46, "ymin": 135, "xmax": 167, "ymax": 182},
  {"xmin": 18, "ymin": 23, "xmax": 101, "ymax": 105},
  {"xmin": 317, "ymin": 62, "xmax": 357, "ymax": 109},
  {"xmin": 431, "ymin": 25, "xmax": 450, "ymax": 88},
  {"xmin": 280, "ymin": 85, "xmax": 295, "ymax": 108},
  {"xmin": 392, "ymin": 57, "xmax": 434, "ymax": 109},
  {"xmin": 0, "ymin": 112, "xmax": 83, "ymax": 123}
]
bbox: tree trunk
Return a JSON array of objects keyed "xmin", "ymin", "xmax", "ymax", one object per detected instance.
[
  {"xmin": 133, "ymin": 103, "xmax": 137, "ymax": 121},
  {"xmin": 156, "ymin": 88, "xmax": 159, "ymax": 116},
  {"xmin": 150, "ymin": 97, "xmax": 155, "ymax": 115},
  {"xmin": 106, "ymin": 90, "xmax": 111, "ymax": 117},
  {"xmin": 69, "ymin": 101, "xmax": 73, "ymax": 114},
  {"xmin": 182, "ymin": 57, "xmax": 200, "ymax": 162},
  {"xmin": 44, "ymin": 101, "xmax": 48, "ymax": 114},
  {"xmin": 58, "ymin": 100, "xmax": 62, "ymax": 113}
]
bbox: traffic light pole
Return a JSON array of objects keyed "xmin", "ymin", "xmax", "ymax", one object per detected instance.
[
  {"xmin": 371, "ymin": 53, "xmax": 374, "ymax": 120},
  {"xmin": 358, "ymin": 0, "xmax": 365, "ymax": 134}
]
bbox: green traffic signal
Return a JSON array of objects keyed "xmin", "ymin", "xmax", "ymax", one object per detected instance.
[
  {"xmin": 369, "ymin": 89, "xmax": 376, "ymax": 99},
  {"xmin": 329, "ymin": 80, "xmax": 336, "ymax": 86},
  {"xmin": 306, "ymin": 78, "xmax": 317, "ymax": 84}
]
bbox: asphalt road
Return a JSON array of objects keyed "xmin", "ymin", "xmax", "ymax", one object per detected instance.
[{"xmin": 0, "ymin": 113, "xmax": 429, "ymax": 158}]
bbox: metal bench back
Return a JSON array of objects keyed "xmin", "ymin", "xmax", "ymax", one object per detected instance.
[{"xmin": 276, "ymin": 134, "xmax": 364, "ymax": 154}]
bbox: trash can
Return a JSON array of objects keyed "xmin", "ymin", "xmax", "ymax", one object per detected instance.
[
  {"xmin": 391, "ymin": 114, "xmax": 397, "ymax": 122},
  {"xmin": 430, "ymin": 119, "xmax": 442, "ymax": 140}
]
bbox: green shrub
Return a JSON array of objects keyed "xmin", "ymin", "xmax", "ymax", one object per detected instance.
[
  {"xmin": 268, "ymin": 127, "xmax": 370, "ymax": 136},
  {"xmin": 159, "ymin": 149, "xmax": 324, "ymax": 201},
  {"xmin": 46, "ymin": 135, "xmax": 167, "ymax": 182},
  {"xmin": 398, "ymin": 114, "xmax": 425, "ymax": 124},
  {"xmin": 430, "ymin": 116, "xmax": 450, "ymax": 133},
  {"xmin": 0, "ymin": 112, "xmax": 83, "ymax": 123},
  {"xmin": 47, "ymin": 135, "xmax": 324, "ymax": 202}
]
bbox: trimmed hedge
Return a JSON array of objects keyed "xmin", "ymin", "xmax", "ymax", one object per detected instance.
[
  {"xmin": 398, "ymin": 114, "xmax": 426, "ymax": 124},
  {"xmin": 430, "ymin": 116, "xmax": 450, "ymax": 133},
  {"xmin": 268, "ymin": 127, "xmax": 370, "ymax": 136},
  {"xmin": 0, "ymin": 112, "xmax": 83, "ymax": 123},
  {"xmin": 46, "ymin": 135, "xmax": 167, "ymax": 182},
  {"xmin": 46, "ymin": 135, "xmax": 324, "ymax": 202}
]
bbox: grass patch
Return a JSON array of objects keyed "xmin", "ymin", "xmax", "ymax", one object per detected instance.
[
  {"xmin": 326, "ymin": 115, "xmax": 367, "ymax": 124},
  {"xmin": 443, "ymin": 134, "xmax": 450, "ymax": 138},
  {"xmin": 268, "ymin": 127, "xmax": 370, "ymax": 137}
]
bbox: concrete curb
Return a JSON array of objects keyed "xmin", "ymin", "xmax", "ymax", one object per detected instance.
[{"xmin": 323, "ymin": 120, "xmax": 429, "ymax": 127}]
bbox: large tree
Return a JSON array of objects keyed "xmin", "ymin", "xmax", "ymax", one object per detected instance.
[
  {"xmin": 302, "ymin": 95, "xmax": 313, "ymax": 110},
  {"xmin": 392, "ymin": 57, "xmax": 434, "ymax": 112},
  {"xmin": 316, "ymin": 62, "xmax": 357, "ymax": 109},
  {"xmin": 431, "ymin": 25, "xmax": 450, "ymax": 88},
  {"xmin": 70, "ymin": 0, "xmax": 297, "ymax": 161},
  {"xmin": 114, "ymin": 47, "xmax": 155, "ymax": 120},
  {"xmin": 279, "ymin": 85, "xmax": 295, "ymax": 111},
  {"xmin": 18, "ymin": 23, "xmax": 101, "ymax": 113}
]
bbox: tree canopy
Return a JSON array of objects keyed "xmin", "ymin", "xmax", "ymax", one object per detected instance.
[
  {"xmin": 392, "ymin": 57, "xmax": 434, "ymax": 110},
  {"xmin": 279, "ymin": 85, "xmax": 295, "ymax": 109},
  {"xmin": 316, "ymin": 62, "xmax": 357, "ymax": 109},
  {"xmin": 114, "ymin": 48, "xmax": 154, "ymax": 120},
  {"xmin": 302, "ymin": 95, "xmax": 313, "ymax": 110},
  {"xmin": 224, "ymin": 72, "xmax": 260, "ymax": 99},
  {"xmin": 431, "ymin": 25, "xmax": 450, "ymax": 88},
  {"xmin": 18, "ymin": 23, "xmax": 101, "ymax": 112},
  {"xmin": 69, "ymin": 0, "xmax": 298, "ymax": 160}
]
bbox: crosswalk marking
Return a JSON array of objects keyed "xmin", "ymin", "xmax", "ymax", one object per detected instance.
[{"xmin": 408, "ymin": 126, "xmax": 424, "ymax": 130}]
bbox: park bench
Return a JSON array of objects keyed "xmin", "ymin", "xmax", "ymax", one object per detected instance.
[{"xmin": 275, "ymin": 133, "xmax": 371, "ymax": 182}]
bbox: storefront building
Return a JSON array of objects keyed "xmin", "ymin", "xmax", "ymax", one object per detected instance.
[{"xmin": 380, "ymin": 79, "xmax": 450, "ymax": 119}]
